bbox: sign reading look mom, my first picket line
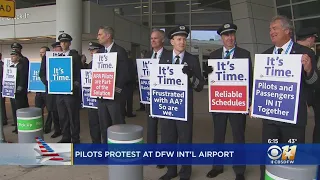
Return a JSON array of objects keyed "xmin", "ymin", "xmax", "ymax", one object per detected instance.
[
  {"xmin": 208, "ymin": 59, "xmax": 249, "ymax": 113},
  {"xmin": 136, "ymin": 59, "xmax": 155, "ymax": 104},
  {"xmin": 251, "ymin": 54, "xmax": 302, "ymax": 124},
  {"xmin": 90, "ymin": 53, "xmax": 117, "ymax": 100},
  {"xmin": 47, "ymin": 56, "xmax": 73, "ymax": 94},
  {"xmin": 150, "ymin": 64, "xmax": 188, "ymax": 121}
]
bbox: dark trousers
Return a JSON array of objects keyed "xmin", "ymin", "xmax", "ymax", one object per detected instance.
[
  {"xmin": 10, "ymin": 93, "xmax": 29, "ymax": 128},
  {"xmin": 146, "ymin": 104, "xmax": 159, "ymax": 144},
  {"xmin": 211, "ymin": 113, "xmax": 246, "ymax": 175},
  {"xmin": 1, "ymin": 97, "xmax": 7, "ymax": 123},
  {"xmin": 260, "ymin": 123, "xmax": 305, "ymax": 180},
  {"xmin": 98, "ymin": 99, "xmax": 125, "ymax": 143},
  {"xmin": 88, "ymin": 108, "xmax": 101, "ymax": 143},
  {"xmin": 161, "ymin": 117, "xmax": 193, "ymax": 179},
  {"xmin": 56, "ymin": 95, "xmax": 80, "ymax": 142},
  {"xmin": 313, "ymin": 103, "xmax": 320, "ymax": 143},
  {"xmin": 121, "ymin": 83, "xmax": 134, "ymax": 116}
]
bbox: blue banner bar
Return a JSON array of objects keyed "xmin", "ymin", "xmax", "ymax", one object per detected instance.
[{"xmin": 73, "ymin": 144, "xmax": 320, "ymax": 165}]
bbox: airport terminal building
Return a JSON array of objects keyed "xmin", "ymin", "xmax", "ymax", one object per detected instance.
[{"xmin": 0, "ymin": 0, "xmax": 319, "ymax": 65}]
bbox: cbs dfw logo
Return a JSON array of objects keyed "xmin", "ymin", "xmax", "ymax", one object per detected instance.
[{"xmin": 267, "ymin": 145, "xmax": 297, "ymax": 164}]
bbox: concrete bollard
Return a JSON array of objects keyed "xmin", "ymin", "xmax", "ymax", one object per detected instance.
[
  {"xmin": 107, "ymin": 124, "xmax": 143, "ymax": 180},
  {"xmin": 266, "ymin": 165, "xmax": 317, "ymax": 180},
  {"xmin": 17, "ymin": 107, "xmax": 43, "ymax": 168}
]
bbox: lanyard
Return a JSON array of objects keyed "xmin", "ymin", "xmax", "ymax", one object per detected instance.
[
  {"xmin": 223, "ymin": 48, "xmax": 235, "ymax": 59},
  {"xmin": 273, "ymin": 40, "xmax": 293, "ymax": 54}
]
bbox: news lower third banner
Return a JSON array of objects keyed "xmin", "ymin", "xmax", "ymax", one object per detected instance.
[{"xmin": 0, "ymin": 144, "xmax": 320, "ymax": 165}]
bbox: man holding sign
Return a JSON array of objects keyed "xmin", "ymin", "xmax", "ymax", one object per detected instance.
[
  {"xmin": 39, "ymin": 42, "xmax": 62, "ymax": 138},
  {"xmin": 55, "ymin": 33, "xmax": 82, "ymax": 143},
  {"xmin": 9, "ymin": 49, "xmax": 29, "ymax": 133},
  {"xmin": 157, "ymin": 25, "xmax": 204, "ymax": 180},
  {"xmin": 204, "ymin": 23, "xmax": 252, "ymax": 180},
  {"xmin": 255, "ymin": 15, "xmax": 320, "ymax": 180},
  {"xmin": 96, "ymin": 26, "xmax": 130, "ymax": 144},
  {"xmin": 84, "ymin": 41, "xmax": 103, "ymax": 143}
]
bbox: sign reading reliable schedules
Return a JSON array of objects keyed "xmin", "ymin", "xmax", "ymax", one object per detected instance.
[{"xmin": 0, "ymin": 0, "xmax": 15, "ymax": 18}]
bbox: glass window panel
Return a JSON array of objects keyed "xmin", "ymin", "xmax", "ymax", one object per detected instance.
[
  {"xmin": 125, "ymin": 16, "xmax": 141, "ymax": 24},
  {"xmin": 152, "ymin": 1, "xmax": 189, "ymax": 14},
  {"xmin": 142, "ymin": 15, "xmax": 149, "ymax": 26},
  {"xmin": 191, "ymin": 12, "xmax": 232, "ymax": 25},
  {"xmin": 191, "ymin": 0, "xmax": 231, "ymax": 11},
  {"xmin": 294, "ymin": 18, "xmax": 320, "ymax": 42},
  {"xmin": 293, "ymin": 1, "xmax": 320, "ymax": 19},
  {"xmin": 277, "ymin": 7, "xmax": 292, "ymax": 19},
  {"xmin": 276, "ymin": 0, "xmax": 290, "ymax": 6},
  {"xmin": 98, "ymin": 0, "xmax": 140, "ymax": 5},
  {"xmin": 152, "ymin": 14, "xmax": 190, "ymax": 26},
  {"xmin": 111, "ymin": 4, "xmax": 142, "ymax": 16}
]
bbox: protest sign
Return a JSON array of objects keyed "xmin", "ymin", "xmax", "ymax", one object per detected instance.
[
  {"xmin": 47, "ymin": 56, "xmax": 73, "ymax": 94},
  {"xmin": 251, "ymin": 54, "xmax": 302, "ymax": 124},
  {"xmin": 28, "ymin": 62, "xmax": 45, "ymax": 92},
  {"xmin": 2, "ymin": 67, "xmax": 17, "ymax": 98},
  {"xmin": 90, "ymin": 53, "xmax": 117, "ymax": 100},
  {"xmin": 136, "ymin": 59, "xmax": 156, "ymax": 104},
  {"xmin": 208, "ymin": 59, "xmax": 249, "ymax": 113},
  {"xmin": 81, "ymin": 69, "xmax": 97, "ymax": 109},
  {"xmin": 150, "ymin": 64, "xmax": 188, "ymax": 121}
]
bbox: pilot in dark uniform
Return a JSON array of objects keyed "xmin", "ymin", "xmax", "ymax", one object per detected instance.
[
  {"xmin": 86, "ymin": 41, "xmax": 103, "ymax": 143},
  {"xmin": 296, "ymin": 27, "xmax": 320, "ymax": 143},
  {"xmin": 204, "ymin": 23, "xmax": 252, "ymax": 180},
  {"xmin": 9, "ymin": 49, "xmax": 29, "ymax": 133},
  {"xmin": 96, "ymin": 26, "xmax": 130, "ymax": 143},
  {"xmin": 10, "ymin": 43, "xmax": 29, "ymax": 127},
  {"xmin": 56, "ymin": 33, "xmax": 82, "ymax": 143},
  {"xmin": 259, "ymin": 15, "xmax": 320, "ymax": 180},
  {"xmin": 158, "ymin": 25, "xmax": 205, "ymax": 180},
  {"xmin": 39, "ymin": 42, "xmax": 62, "ymax": 139}
]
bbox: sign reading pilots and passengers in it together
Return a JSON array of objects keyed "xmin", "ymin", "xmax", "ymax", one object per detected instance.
[
  {"xmin": 150, "ymin": 64, "xmax": 188, "ymax": 121},
  {"xmin": 136, "ymin": 59, "xmax": 154, "ymax": 104},
  {"xmin": 0, "ymin": 0, "xmax": 16, "ymax": 18},
  {"xmin": 2, "ymin": 67, "xmax": 16, "ymax": 98},
  {"xmin": 90, "ymin": 53, "xmax": 117, "ymax": 100},
  {"xmin": 208, "ymin": 59, "xmax": 249, "ymax": 113},
  {"xmin": 81, "ymin": 69, "xmax": 97, "ymax": 109},
  {"xmin": 47, "ymin": 56, "xmax": 73, "ymax": 94},
  {"xmin": 28, "ymin": 62, "xmax": 45, "ymax": 92},
  {"xmin": 251, "ymin": 54, "xmax": 302, "ymax": 124}
]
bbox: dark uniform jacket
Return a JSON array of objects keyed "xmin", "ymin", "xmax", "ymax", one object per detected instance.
[
  {"xmin": 263, "ymin": 42, "xmax": 320, "ymax": 126},
  {"xmin": 209, "ymin": 46, "xmax": 254, "ymax": 105},
  {"xmin": 97, "ymin": 43, "xmax": 130, "ymax": 101},
  {"xmin": 10, "ymin": 62, "xmax": 29, "ymax": 108}
]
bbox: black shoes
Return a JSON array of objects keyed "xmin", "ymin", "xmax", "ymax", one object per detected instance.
[
  {"xmin": 206, "ymin": 169, "xmax": 223, "ymax": 178},
  {"xmin": 235, "ymin": 174, "xmax": 245, "ymax": 180},
  {"xmin": 158, "ymin": 173, "xmax": 177, "ymax": 180},
  {"xmin": 51, "ymin": 132, "xmax": 61, "ymax": 138},
  {"xmin": 156, "ymin": 165, "xmax": 165, "ymax": 169}
]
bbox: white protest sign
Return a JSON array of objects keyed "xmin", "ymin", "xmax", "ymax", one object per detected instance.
[
  {"xmin": 150, "ymin": 64, "xmax": 188, "ymax": 121},
  {"xmin": 136, "ymin": 58, "xmax": 158, "ymax": 104},
  {"xmin": 2, "ymin": 67, "xmax": 17, "ymax": 98},
  {"xmin": 90, "ymin": 52, "xmax": 117, "ymax": 100},
  {"xmin": 251, "ymin": 54, "xmax": 302, "ymax": 124},
  {"xmin": 208, "ymin": 58, "xmax": 249, "ymax": 113}
]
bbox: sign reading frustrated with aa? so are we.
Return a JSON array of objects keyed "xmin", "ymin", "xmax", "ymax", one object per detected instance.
[{"xmin": 150, "ymin": 64, "xmax": 188, "ymax": 121}]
